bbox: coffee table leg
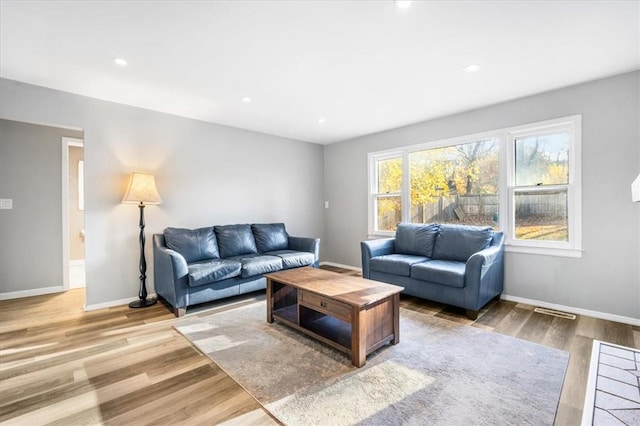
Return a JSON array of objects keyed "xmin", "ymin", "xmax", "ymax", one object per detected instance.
[
  {"xmin": 266, "ymin": 278, "xmax": 274, "ymax": 323},
  {"xmin": 352, "ymin": 307, "xmax": 366, "ymax": 367},
  {"xmin": 392, "ymin": 293, "xmax": 400, "ymax": 344}
]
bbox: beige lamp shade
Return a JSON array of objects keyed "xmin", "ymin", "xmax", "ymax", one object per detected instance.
[{"xmin": 122, "ymin": 172, "xmax": 162, "ymax": 205}]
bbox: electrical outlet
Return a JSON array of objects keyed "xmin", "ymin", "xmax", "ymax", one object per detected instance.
[{"xmin": 0, "ymin": 199, "xmax": 13, "ymax": 209}]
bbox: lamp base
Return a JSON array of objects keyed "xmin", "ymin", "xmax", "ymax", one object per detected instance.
[{"xmin": 129, "ymin": 298, "xmax": 158, "ymax": 309}]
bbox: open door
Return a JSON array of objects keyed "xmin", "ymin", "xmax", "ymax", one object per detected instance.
[{"xmin": 62, "ymin": 137, "xmax": 85, "ymax": 290}]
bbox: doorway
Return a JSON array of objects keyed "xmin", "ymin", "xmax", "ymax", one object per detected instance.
[{"xmin": 62, "ymin": 137, "xmax": 85, "ymax": 290}]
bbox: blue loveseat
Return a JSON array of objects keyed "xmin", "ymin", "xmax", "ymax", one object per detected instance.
[
  {"xmin": 361, "ymin": 223, "xmax": 504, "ymax": 319},
  {"xmin": 153, "ymin": 223, "xmax": 320, "ymax": 316}
]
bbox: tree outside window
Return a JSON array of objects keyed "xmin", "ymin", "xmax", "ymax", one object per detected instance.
[
  {"xmin": 368, "ymin": 115, "xmax": 581, "ymax": 257},
  {"xmin": 514, "ymin": 132, "xmax": 570, "ymax": 242},
  {"xmin": 374, "ymin": 156, "xmax": 402, "ymax": 231},
  {"xmin": 409, "ymin": 139, "xmax": 500, "ymax": 228}
]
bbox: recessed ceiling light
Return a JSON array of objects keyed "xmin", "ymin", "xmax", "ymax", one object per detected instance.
[
  {"xmin": 113, "ymin": 57, "xmax": 128, "ymax": 67},
  {"xmin": 464, "ymin": 64, "xmax": 480, "ymax": 73},
  {"xmin": 394, "ymin": 1, "xmax": 412, "ymax": 9},
  {"xmin": 241, "ymin": 97, "xmax": 252, "ymax": 103},
  {"xmin": 318, "ymin": 117, "xmax": 326, "ymax": 124}
]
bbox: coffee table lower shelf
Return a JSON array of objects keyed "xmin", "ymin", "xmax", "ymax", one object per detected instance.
[
  {"xmin": 273, "ymin": 306, "xmax": 353, "ymax": 355},
  {"xmin": 266, "ymin": 271, "xmax": 403, "ymax": 367}
]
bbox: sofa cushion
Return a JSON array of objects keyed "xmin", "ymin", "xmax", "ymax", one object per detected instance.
[
  {"xmin": 214, "ymin": 224, "xmax": 258, "ymax": 258},
  {"xmin": 411, "ymin": 260, "xmax": 466, "ymax": 288},
  {"xmin": 395, "ymin": 223, "xmax": 439, "ymax": 258},
  {"xmin": 188, "ymin": 259, "xmax": 242, "ymax": 287},
  {"xmin": 164, "ymin": 227, "xmax": 219, "ymax": 263},
  {"xmin": 265, "ymin": 250, "xmax": 315, "ymax": 269},
  {"xmin": 370, "ymin": 254, "xmax": 430, "ymax": 277},
  {"xmin": 229, "ymin": 254, "xmax": 283, "ymax": 278},
  {"xmin": 252, "ymin": 223, "xmax": 289, "ymax": 253},
  {"xmin": 432, "ymin": 224, "xmax": 493, "ymax": 262}
]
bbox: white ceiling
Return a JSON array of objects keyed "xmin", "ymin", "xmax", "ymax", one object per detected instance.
[{"xmin": 1, "ymin": 1, "xmax": 638, "ymax": 145}]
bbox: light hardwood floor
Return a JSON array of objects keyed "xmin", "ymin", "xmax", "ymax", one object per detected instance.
[{"xmin": 1, "ymin": 266, "xmax": 638, "ymax": 425}]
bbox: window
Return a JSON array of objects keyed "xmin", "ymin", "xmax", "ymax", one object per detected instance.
[
  {"xmin": 368, "ymin": 115, "xmax": 582, "ymax": 257},
  {"xmin": 507, "ymin": 118, "xmax": 581, "ymax": 255},
  {"xmin": 409, "ymin": 139, "xmax": 500, "ymax": 227},
  {"xmin": 371, "ymin": 153, "xmax": 402, "ymax": 232}
]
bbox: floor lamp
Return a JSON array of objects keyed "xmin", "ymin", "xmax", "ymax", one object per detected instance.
[{"xmin": 122, "ymin": 172, "xmax": 162, "ymax": 308}]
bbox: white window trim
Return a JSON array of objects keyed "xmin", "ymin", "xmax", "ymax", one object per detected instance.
[
  {"xmin": 368, "ymin": 150, "xmax": 402, "ymax": 237},
  {"xmin": 367, "ymin": 115, "xmax": 583, "ymax": 258},
  {"xmin": 505, "ymin": 116, "xmax": 582, "ymax": 257}
]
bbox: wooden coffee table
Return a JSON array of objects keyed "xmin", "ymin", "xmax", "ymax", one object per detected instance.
[{"xmin": 265, "ymin": 267, "xmax": 404, "ymax": 367}]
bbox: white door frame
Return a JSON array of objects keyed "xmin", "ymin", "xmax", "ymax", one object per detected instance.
[{"xmin": 62, "ymin": 137, "xmax": 84, "ymax": 290}]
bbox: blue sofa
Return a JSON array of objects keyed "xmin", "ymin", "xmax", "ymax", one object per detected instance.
[
  {"xmin": 153, "ymin": 223, "xmax": 320, "ymax": 316},
  {"xmin": 361, "ymin": 223, "xmax": 504, "ymax": 319}
]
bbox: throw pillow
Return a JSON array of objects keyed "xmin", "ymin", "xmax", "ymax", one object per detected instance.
[
  {"xmin": 251, "ymin": 223, "xmax": 289, "ymax": 253},
  {"xmin": 164, "ymin": 227, "xmax": 219, "ymax": 263},
  {"xmin": 395, "ymin": 223, "xmax": 439, "ymax": 258},
  {"xmin": 431, "ymin": 224, "xmax": 493, "ymax": 262},
  {"xmin": 214, "ymin": 224, "xmax": 258, "ymax": 258}
]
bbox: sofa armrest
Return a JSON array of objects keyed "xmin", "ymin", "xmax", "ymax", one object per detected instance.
[
  {"xmin": 464, "ymin": 240, "xmax": 504, "ymax": 310},
  {"xmin": 360, "ymin": 238, "xmax": 395, "ymax": 279},
  {"xmin": 466, "ymin": 231, "xmax": 504, "ymax": 279},
  {"xmin": 467, "ymin": 245, "xmax": 502, "ymax": 272},
  {"xmin": 288, "ymin": 236, "xmax": 320, "ymax": 267},
  {"xmin": 153, "ymin": 234, "xmax": 189, "ymax": 312}
]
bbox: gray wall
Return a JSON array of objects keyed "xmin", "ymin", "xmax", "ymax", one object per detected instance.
[
  {"xmin": 2, "ymin": 73, "xmax": 638, "ymax": 319},
  {"xmin": 0, "ymin": 119, "xmax": 83, "ymax": 293},
  {"xmin": 324, "ymin": 71, "xmax": 640, "ymax": 320},
  {"xmin": 0, "ymin": 78, "xmax": 324, "ymax": 307}
]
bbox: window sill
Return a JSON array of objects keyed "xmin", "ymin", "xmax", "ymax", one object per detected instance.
[
  {"xmin": 368, "ymin": 234, "xmax": 583, "ymax": 258},
  {"xmin": 366, "ymin": 233, "xmax": 395, "ymax": 240},
  {"xmin": 505, "ymin": 244, "xmax": 583, "ymax": 258}
]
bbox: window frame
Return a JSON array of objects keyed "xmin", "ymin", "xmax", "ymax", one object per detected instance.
[
  {"xmin": 367, "ymin": 115, "xmax": 582, "ymax": 258},
  {"xmin": 505, "ymin": 117, "xmax": 582, "ymax": 257},
  {"xmin": 368, "ymin": 150, "xmax": 403, "ymax": 236}
]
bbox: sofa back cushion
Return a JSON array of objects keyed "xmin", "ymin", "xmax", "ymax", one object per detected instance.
[
  {"xmin": 214, "ymin": 224, "xmax": 258, "ymax": 258},
  {"xmin": 395, "ymin": 223, "xmax": 439, "ymax": 258},
  {"xmin": 164, "ymin": 227, "xmax": 219, "ymax": 263},
  {"xmin": 432, "ymin": 224, "xmax": 493, "ymax": 262},
  {"xmin": 251, "ymin": 223, "xmax": 289, "ymax": 253}
]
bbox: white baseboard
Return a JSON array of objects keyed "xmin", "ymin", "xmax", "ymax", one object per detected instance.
[
  {"xmin": 0, "ymin": 286, "xmax": 65, "ymax": 300},
  {"xmin": 84, "ymin": 293, "xmax": 158, "ymax": 312},
  {"xmin": 501, "ymin": 294, "xmax": 640, "ymax": 327},
  {"xmin": 320, "ymin": 261, "xmax": 362, "ymax": 272}
]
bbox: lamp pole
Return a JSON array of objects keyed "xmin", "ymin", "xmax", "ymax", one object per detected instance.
[
  {"xmin": 122, "ymin": 172, "xmax": 161, "ymax": 309},
  {"xmin": 129, "ymin": 201, "xmax": 156, "ymax": 308}
]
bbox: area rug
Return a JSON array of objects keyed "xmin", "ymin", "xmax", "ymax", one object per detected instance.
[
  {"xmin": 175, "ymin": 300, "xmax": 569, "ymax": 425},
  {"xmin": 582, "ymin": 340, "xmax": 640, "ymax": 425}
]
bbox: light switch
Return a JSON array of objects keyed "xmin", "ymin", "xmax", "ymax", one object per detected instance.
[
  {"xmin": 324, "ymin": 201, "xmax": 329, "ymax": 209},
  {"xmin": 0, "ymin": 199, "xmax": 13, "ymax": 209}
]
